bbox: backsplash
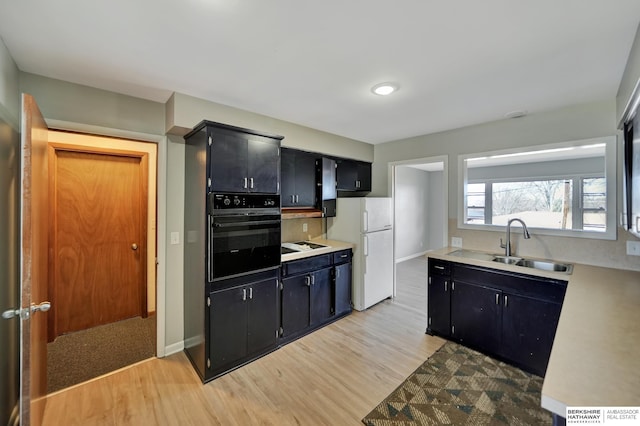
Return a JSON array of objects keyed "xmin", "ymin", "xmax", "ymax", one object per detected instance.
[
  {"xmin": 282, "ymin": 218, "xmax": 324, "ymax": 242},
  {"xmin": 448, "ymin": 219, "xmax": 640, "ymax": 272}
]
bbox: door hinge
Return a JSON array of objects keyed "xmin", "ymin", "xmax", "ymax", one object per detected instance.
[
  {"xmin": 207, "ymin": 358, "xmax": 211, "ymax": 368},
  {"xmin": 207, "ymin": 297, "xmax": 211, "ymax": 307}
]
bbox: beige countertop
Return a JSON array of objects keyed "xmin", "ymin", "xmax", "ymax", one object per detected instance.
[
  {"xmin": 427, "ymin": 247, "xmax": 640, "ymax": 417},
  {"xmin": 281, "ymin": 238, "xmax": 354, "ymax": 262}
]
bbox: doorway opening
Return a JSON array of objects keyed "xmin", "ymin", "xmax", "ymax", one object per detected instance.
[
  {"xmin": 46, "ymin": 130, "xmax": 158, "ymax": 392},
  {"xmin": 389, "ymin": 156, "xmax": 448, "ymax": 314}
]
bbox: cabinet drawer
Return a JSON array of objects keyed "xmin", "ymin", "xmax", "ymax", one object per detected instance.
[
  {"xmin": 282, "ymin": 254, "xmax": 332, "ymax": 277},
  {"xmin": 452, "ymin": 263, "xmax": 567, "ymax": 303},
  {"xmin": 332, "ymin": 250, "xmax": 352, "ymax": 265},
  {"xmin": 429, "ymin": 258, "xmax": 451, "ymax": 276}
]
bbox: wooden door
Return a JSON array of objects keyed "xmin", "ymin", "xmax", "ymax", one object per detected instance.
[
  {"xmin": 20, "ymin": 93, "xmax": 50, "ymax": 426},
  {"xmin": 48, "ymin": 146, "xmax": 148, "ymax": 339}
]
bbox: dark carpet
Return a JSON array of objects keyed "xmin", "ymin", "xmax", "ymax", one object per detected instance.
[
  {"xmin": 47, "ymin": 315, "xmax": 155, "ymax": 392},
  {"xmin": 363, "ymin": 341, "xmax": 552, "ymax": 425}
]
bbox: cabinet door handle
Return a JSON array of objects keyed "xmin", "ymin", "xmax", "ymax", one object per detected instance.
[
  {"xmin": 242, "ymin": 288, "xmax": 247, "ymax": 301},
  {"xmin": 305, "ymin": 276, "xmax": 311, "ymax": 286},
  {"xmin": 249, "ymin": 287, "xmax": 253, "ymax": 300},
  {"xmin": 291, "ymin": 195, "xmax": 295, "ymax": 203},
  {"xmin": 243, "ymin": 177, "xmax": 248, "ymax": 189},
  {"xmin": 336, "ymin": 268, "xmax": 340, "ymax": 278},
  {"xmin": 504, "ymin": 295, "xmax": 508, "ymax": 307},
  {"xmin": 434, "ymin": 265, "xmax": 445, "ymax": 270},
  {"xmin": 250, "ymin": 177, "xmax": 254, "ymax": 189},
  {"xmin": 495, "ymin": 294, "xmax": 499, "ymax": 305},
  {"xmin": 444, "ymin": 281, "xmax": 447, "ymax": 291},
  {"xmin": 310, "ymin": 275, "xmax": 315, "ymax": 285},
  {"xmin": 295, "ymin": 194, "xmax": 299, "ymax": 203}
]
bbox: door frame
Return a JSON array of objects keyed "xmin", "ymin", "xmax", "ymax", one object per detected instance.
[
  {"xmin": 388, "ymin": 155, "xmax": 449, "ymax": 295},
  {"xmin": 44, "ymin": 120, "xmax": 168, "ymax": 357},
  {"xmin": 47, "ymin": 142, "xmax": 150, "ymax": 340}
]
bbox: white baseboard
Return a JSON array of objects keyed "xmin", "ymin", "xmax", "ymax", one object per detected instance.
[
  {"xmin": 163, "ymin": 341, "xmax": 185, "ymax": 357},
  {"xmin": 395, "ymin": 250, "xmax": 429, "ymax": 263}
]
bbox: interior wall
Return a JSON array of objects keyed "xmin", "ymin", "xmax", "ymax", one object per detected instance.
[
  {"xmin": 394, "ymin": 166, "xmax": 430, "ymax": 261},
  {"xmin": 373, "ymin": 99, "xmax": 640, "ymax": 271},
  {"xmin": 617, "ymin": 22, "xmax": 640, "ymax": 124},
  {"xmin": 167, "ymin": 92, "xmax": 373, "ymax": 162},
  {"xmin": 0, "ymin": 37, "xmax": 20, "ymax": 426}
]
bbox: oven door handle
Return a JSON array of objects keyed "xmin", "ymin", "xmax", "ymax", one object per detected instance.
[
  {"xmin": 213, "ymin": 219, "xmax": 281, "ymax": 228},
  {"xmin": 207, "ymin": 214, "xmax": 213, "ymax": 283}
]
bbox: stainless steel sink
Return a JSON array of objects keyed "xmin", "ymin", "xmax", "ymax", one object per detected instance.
[
  {"xmin": 446, "ymin": 248, "xmax": 573, "ymax": 274},
  {"xmin": 515, "ymin": 259, "xmax": 573, "ymax": 274},
  {"xmin": 492, "ymin": 255, "xmax": 523, "ymax": 265}
]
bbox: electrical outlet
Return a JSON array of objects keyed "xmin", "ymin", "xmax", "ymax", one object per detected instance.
[
  {"xmin": 302, "ymin": 223, "xmax": 308, "ymax": 232},
  {"xmin": 627, "ymin": 240, "xmax": 640, "ymax": 256},
  {"xmin": 170, "ymin": 232, "xmax": 180, "ymax": 245},
  {"xmin": 451, "ymin": 237, "xmax": 463, "ymax": 248}
]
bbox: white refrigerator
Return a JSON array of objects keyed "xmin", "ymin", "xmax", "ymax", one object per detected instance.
[{"xmin": 327, "ymin": 198, "xmax": 394, "ymax": 311}]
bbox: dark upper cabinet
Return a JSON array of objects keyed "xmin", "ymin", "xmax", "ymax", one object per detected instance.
[
  {"xmin": 281, "ymin": 148, "xmax": 317, "ymax": 207},
  {"xmin": 336, "ymin": 159, "xmax": 371, "ymax": 193},
  {"xmin": 184, "ymin": 120, "xmax": 282, "ymax": 194},
  {"xmin": 316, "ymin": 157, "xmax": 337, "ymax": 217}
]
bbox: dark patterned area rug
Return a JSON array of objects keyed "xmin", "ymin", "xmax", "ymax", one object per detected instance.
[{"xmin": 363, "ymin": 341, "xmax": 552, "ymax": 425}]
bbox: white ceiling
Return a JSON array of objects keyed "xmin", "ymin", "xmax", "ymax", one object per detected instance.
[{"xmin": 1, "ymin": 1, "xmax": 640, "ymax": 144}]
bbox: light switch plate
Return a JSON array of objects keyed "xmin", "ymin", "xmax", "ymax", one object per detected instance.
[
  {"xmin": 170, "ymin": 232, "xmax": 180, "ymax": 245},
  {"xmin": 451, "ymin": 237, "xmax": 463, "ymax": 248},
  {"xmin": 627, "ymin": 240, "xmax": 640, "ymax": 256}
]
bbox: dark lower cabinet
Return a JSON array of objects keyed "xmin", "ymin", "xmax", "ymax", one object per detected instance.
[
  {"xmin": 281, "ymin": 273, "xmax": 311, "ymax": 338},
  {"xmin": 310, "ymin": 267, "xmax": 332, "ymax": 326},
  {"xmin": 427, "ymin": 258, "xmax": 451, "ymax": 337},
  {"xmin": 334, "ymin": 262, "xmax": 352, "ymax": 316},
  {"xmin": 427, "ymin": 257, "xmax": 567, "ymax": 377},
  {"xmin": 208, "ymin": 274, "xmax": 279, "ymax": 379},
  {"xmin": 281, "ymin": 249, "xmax": 352, "ymax": 343},
  {"xmin": 499, "ymin": 292, "xmax": 562, "ymax": 376},
  {"xmin": 451, "ymin": 281, "xmax": 501, "ymax": 354}
]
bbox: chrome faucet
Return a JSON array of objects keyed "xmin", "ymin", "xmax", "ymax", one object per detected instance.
[{"xmin": 500, "ymin": 218, "xmax": 531, "ymax": 257}]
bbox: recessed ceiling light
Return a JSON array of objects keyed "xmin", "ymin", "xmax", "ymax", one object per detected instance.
[{"xmin": 372, "ymin": 82, "xmax": 399, "ymax": 96}]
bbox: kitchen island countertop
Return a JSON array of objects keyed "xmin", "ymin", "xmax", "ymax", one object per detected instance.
[{"xmin": 426, "ymin": 247, "xmax": 640, "ymax": 418}]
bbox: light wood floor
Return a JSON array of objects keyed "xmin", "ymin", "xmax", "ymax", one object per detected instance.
[{"xmin": 42, "ymin": 257, "xmax": 446, "ymax": 425}]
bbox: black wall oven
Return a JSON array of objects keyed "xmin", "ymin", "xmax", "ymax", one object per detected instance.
[{"xmin": 208, "ymin": 193, "xmax": 281, "ymax": 282}]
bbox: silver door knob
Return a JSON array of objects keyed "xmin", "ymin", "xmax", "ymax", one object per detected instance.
[
  {"xmin": 31, "ymin": 301, "xmax": 51, "ymax": 313},
  {"xmin": 131, "ymin": 243, "xmax": 138, "ymax": 250}
]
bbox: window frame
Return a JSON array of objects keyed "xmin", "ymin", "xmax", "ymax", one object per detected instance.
[{"xmin": 458, "ymin": 137, "xmax": 617, "ymax": 240}]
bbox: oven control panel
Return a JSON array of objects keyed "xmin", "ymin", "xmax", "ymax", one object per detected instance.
[{"xmin": 210, "ymin": 193, "xmax": 280, "ymax": 211}]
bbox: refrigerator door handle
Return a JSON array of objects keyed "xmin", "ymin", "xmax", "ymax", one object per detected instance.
[
  {"xmin": 363, "ymin": 235, "xmax": 369, "ymax": 256},
  {"xmin": 363, "ymin": 211, "xmax": 368, "ymax": 232}
]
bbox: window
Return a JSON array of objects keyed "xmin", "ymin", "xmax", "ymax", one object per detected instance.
[{"xmin": 468, "ymin": 177, "xmax": 604, "ymax": 232}]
